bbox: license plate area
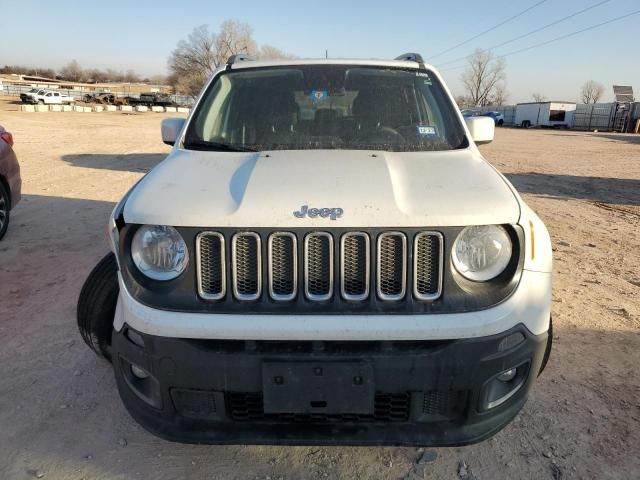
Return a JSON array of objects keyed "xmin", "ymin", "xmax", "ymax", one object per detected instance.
[{"xmin": 262, "ymin": 362, "xmax": 374, "ymax": 414}]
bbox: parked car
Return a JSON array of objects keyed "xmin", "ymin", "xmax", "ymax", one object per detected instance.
[
  {"xmin": 19, "ymin": 88, "xmax": 40, "ymax": 103},
  {"xmin": 0, "ymin": 125, "xmax": 21, "ymax": 240},
  {"xmin": 77, "ymin": 53, "xmax": 553, "ymax": 446},
  {"xmin": 483, "ymin": 111, "xmax": 505, "ymax": 126},
  {"xmin": 127, "ymin": 92, "xmax": 177, "ymax": 107},
  {"xmin": 23, "ymin": 89, "xmax": 75, "ymax": 105},
  {"xmin": 83, "ymin": 90, "xmax": 113, "ymax": 103}
]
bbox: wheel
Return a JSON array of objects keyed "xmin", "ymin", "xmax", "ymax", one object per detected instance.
[
  {"xmin": 498, "ymin": 119, "xmax": 504, "ymax": 126},
  {"xmin": 538, "ymin": 317, "xmax": 553, "ymax": 376},
  {"xmin": 0, "ymin": 180, "xmax": 10, "ymax": 241},
  {"xmin": 77, "ymin": 252, "xmax": 119, "ymax": 362}
]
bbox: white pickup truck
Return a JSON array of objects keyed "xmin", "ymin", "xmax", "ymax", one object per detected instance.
[
  {"xmin": 77, "ymin": 53, "xmax": 553, "ymax": 447},
  {"xmin": 23, "ymin": 89, "xmax": 75, "ymax": 105}
]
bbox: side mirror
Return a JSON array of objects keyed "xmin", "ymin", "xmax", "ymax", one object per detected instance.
[
  {"xmin": 161, "ymin": 118, "xmax": 186, "ymax": 146},
  {"xmin": 465, "ymin": 116, "xmax": 495, "ymax": 145}
]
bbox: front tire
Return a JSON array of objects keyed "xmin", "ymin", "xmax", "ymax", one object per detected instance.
[
  {"xmin": 0, "ymin": 181, "xmax": 10, "ymax": 240},
  {"xmin": 77, "ymin": 253, "xmax": 120, "ymax": 362}
]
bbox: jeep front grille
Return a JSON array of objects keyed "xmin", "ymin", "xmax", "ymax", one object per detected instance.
[
  {"xmin": 377, "ymin": 232, "xmax": 407, "ymax": 301},
  {"xmin": 231, "ymin": 232, "xmax": 262, "ymax": 300},
  {"xmin": 304, "ymin": 232, "xmax": 334, "ymax": 301},
  {"xmin": 196, "ymin": 230, "xmax": 443, "ymax": 304},
  {"xmin": 196, "ymin": 232, "xmax": 226, "ymax": 300},
  {"xmin": 341, "ymin": 232, "xmax": 370, "ymax": 301},
  {"xmin": 268, "ymin": 232, "xmax": 297, "ymax": 301},
  {"xmin": 414, "ymin": 232, "xmax": 444, "ymax": 301}
]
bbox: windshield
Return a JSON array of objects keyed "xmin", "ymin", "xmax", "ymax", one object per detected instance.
[{"xmin": 185, "ymin": 65, "xmax": 467, "ymax": 152}]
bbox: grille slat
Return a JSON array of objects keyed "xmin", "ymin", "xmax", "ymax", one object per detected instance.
[
  {"xmin": 341, "ymin": 232, "xmax": 370, "ymax": 301},
  {"xmin": 414, "ymin": 232, "xmax": 444, "ymax": 301},
  {"xmin": 196, "ymin": 232, "xmax": 226, "ymax": 300},
  {"xmin": 377, "ymin": 232, "xmax": 407, "ymax": 301},
  {"xmin": 268, "ymin": 233, "xmax": 297, "ymax": 301},
  {"xmin": 232, "ymin": 233, "xmax": 262, "ymax": 300},
  {"xmin": 304, "ymin": 232, "xmax": 333, "ymax": 301},
  {"xmin": 197, "ymin": 230, "xmax": 443, "ymax": 304}
]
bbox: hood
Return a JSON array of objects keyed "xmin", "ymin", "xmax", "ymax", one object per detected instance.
[{"xmin": 123, "ymin": 149, "xmax": 520, "ymax": 227}]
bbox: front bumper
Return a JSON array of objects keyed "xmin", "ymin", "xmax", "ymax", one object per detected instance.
[{"xmin": 112, "ymin": 323, "xmax": 549, "ymax": 446}]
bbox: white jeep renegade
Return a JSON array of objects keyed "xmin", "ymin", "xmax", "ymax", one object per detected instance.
[{"xmin": 78, "ymin": 53, "xmax": 553, "ymax": 446}]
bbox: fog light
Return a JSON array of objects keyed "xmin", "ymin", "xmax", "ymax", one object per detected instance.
[
  {"xmin": 131, "ymin": 364, "xmax": 149, "ymax": 379},
  {"xmin": 479, "ymin": 362, "xmax": 531, "ymax": 411},
  {"xmin": 497, "ymin": 368, "xmax": 517, "ymax": 382}
]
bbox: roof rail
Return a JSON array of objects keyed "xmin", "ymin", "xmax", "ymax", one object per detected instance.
[
  {"xmin": 225, "ymin": 54, "xmax": 255, "ymax": 69},
  {"xmin": 394, "ymin": 53, "xmax": 425, "ymax": 63}
]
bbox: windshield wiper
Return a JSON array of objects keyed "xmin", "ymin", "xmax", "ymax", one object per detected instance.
[{"xmin": 184, "ymin": 140, "xmax": 257, "ymax": 152}]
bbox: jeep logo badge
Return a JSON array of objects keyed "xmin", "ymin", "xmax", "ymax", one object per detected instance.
[{"xmin": 293, "ymin": 205, "xmax": 344, "ymax": 220}]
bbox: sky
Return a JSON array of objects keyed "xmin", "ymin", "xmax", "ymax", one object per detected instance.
[{"xmin": 1, "ymin": 0, "xmax": 639, "ymax": 103}]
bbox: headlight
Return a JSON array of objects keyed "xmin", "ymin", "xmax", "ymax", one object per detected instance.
[
  {"xmin": 131, "ymin": 225, "xmax": 188, "ymax": 281},
  {"xmin": 452, "ymin": 225, "xmax": 512, "ymax": 282}
]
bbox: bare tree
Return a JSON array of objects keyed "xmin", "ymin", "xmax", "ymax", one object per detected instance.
[
  {"xmin": 454, "ymin": 95, "xmax": 472, "ymax": 108},
  {"xmin": 105, "ymin": 69, "xmax": 124, "ymax": 82},
  {"xmin": 2, "ymin": 62, "xmax": 155, "ymax": 84},
  {"xmin": 168, "ymin": 20, "xmax": 256, "ymax": 96},
  {"xmin": 460, "ymin": 49, "xmax": 507, "ymax": 107},
  {"xmin": 168, "ymin": 20, "xmax": 296, "ymax": 95},
  {"xmin": 84, "ymin": 68, "xmax": 110, "ymax": 83},
  {"xmin": 532, "ymin": 93, "xmax": 546, "ymax": 102},
  {"xmin": 491, "ymin": 83, "xmax": 509, "ymax": 106},
  {"xmin": 124, "ymin": 69, "xmax": 141, "ymax": 83},
  {"xmin": 60, "ymin": 60, "xmax": 84, "ymax": 82},
  {"xmin": 216, "ymin": 20, "xmax": 257, "ymax": 61},
  {"xmin": 580, "ymin": 80, "xmax": 605, "ymax": 104},
  {"xmin": 257, "ymin": 44, "xmax": 297, "ymax": 61}
]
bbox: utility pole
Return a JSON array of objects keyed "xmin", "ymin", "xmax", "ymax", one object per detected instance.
[{"xmin": 325, "ymin": 49, "xmax": 328, "ymax": 59}]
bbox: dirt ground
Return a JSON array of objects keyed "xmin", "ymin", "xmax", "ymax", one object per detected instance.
[{"xmin": 0, "ymin": 100, "xmax": 639, "ymax": 480}]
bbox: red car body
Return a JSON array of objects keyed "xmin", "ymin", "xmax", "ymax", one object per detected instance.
[{"xmin": 0, "ymin": 125, "xmax": 21, "ymax": 238}]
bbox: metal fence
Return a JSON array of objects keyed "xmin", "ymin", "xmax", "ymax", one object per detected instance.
[
  {"xmin": 572, "ymin": 103, "xmax": 615, "ymax": 130},
  {"xmin": 1, "ymin": 83, "xmax": 195, "ymax": 106},
  {"xmin": 474, "ymin": 102, "xmax": 637, "ymax": 131}
]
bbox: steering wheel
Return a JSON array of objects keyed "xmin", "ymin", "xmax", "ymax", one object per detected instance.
[
  {"xmin": 377, "ymin": 126, "xmax": 406, "ymax": 143},
  {"xmin": 357, "ymin": 126, "xmax": 406, "ymax": 144}
]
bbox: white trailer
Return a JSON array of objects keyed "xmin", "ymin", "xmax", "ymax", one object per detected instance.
[{"xmin": 515, "ymin": 101, "xmax": 576, "ymax": 128}]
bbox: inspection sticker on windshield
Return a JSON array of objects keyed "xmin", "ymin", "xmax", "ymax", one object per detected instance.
[
  {"xmin": 417, "ymin": 125, "xmax": 438, "ymax": 136},
  {"xmin": 310, "ymin": 90, "xmax": 328, "ymax": 102},
  {"xmin": 416, "ymin": 72, "xmax": 432, "ymax": 85}
]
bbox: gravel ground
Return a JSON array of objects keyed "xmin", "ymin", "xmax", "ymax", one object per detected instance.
[{"xmin": 0, "ymin": 103, "xmax": 639, "ymax": 480}]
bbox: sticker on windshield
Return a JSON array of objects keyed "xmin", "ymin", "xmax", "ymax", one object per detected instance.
[
  {"xmin": 310, "ymin": 90, "xmax": 328, "ymax": 102},
  {"xmin": 416, "ymin": 72, "xmax": 432, "ymax": 85},
  {"xmin": 417, "ymin": 125, "xmax": 438, "ymax": 136}
]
